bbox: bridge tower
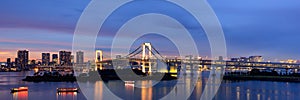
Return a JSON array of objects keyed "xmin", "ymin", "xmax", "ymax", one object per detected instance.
[
  {"xmin": 142, "ymin": 43, "xmax": 153, "ymax": 73},
  {"xmin": 95, "ymin": 50, "xmax": 103, "ymax": 70}
]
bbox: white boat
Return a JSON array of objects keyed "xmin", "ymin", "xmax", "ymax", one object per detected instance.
[{"xmin": 125, "ymin": 81, "xmax": 135, "ymax": 87}]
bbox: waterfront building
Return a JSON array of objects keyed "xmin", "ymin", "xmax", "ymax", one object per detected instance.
[
  {"xmin": 59, "ymin": 51, "xmax": 72, "ymax": 66},
  {"xmin": 7, "ymin": 58, "xmax": 11, "ymax": 68},
  {"xmin": 280, "ymin": 59, "xmax": 297, "ymax": 64},
  {"xmin": 42, "ymin": 53, "xmax": 50, "ymax": 66},
  {"xmin": 76, "ymin": 51, "xmax": 84, "ymax": 64},
  {"xmin": 231, "ymin": 57, "xmax": 249, "ymax": 62},
  {"xmin": 249, "ymin": 56, "xmax": 263, "ymax": 62},
  {"xmin": 52, "ymin": 54, "xmax": 58, "ymax": 65},
  {"xmin": 17, "ymin": 50, "xmax": 29, "ymax": 70}
]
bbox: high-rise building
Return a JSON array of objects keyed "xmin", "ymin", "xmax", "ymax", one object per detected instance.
[
  {"xmin": 14, "ymin": 58, "xmax": 19, "ymax": 67},
  {"xmin": 52, "ymin": 54, "xmax": 58, "ymax": 65},
  {"xmin": 59, "ymin": 51, "xmax": 72, "ymax": 66},
  {"xmin": 17, "ymin": 50, "xmax": 29, "ymax": 70},
  {"xmin": 42, "ymin": 53, "xmax": 50, "ymax": 66},
  {"xmin": 76, "ymin": 51, "xmax": 84, "ymax": 64},
  {"xmin": 7, "ymin": 58, "xmax": 11, "ymax": 68}
]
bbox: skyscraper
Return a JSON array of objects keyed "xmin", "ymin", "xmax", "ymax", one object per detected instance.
[
  {"xmin": 59, "ymin": 51, "xmax": 72, "ymax": 66},
  {"xmin": 17, "ymin": 50, "xmax": 29, "ymax": 70},
  {"xmin": 76, "ymin": 51, "xmax": 84, "ymax": 64},
  {"xmin": 6, "ymin": 58, "xmax": 11, "ymax": 68},
  {"xmin": 42, "ymin": 53, "xmax": 50, "ymax": 66},
  {"xmin": 52, "ymin": 54, "xmax": 58, "ymax": 65}
]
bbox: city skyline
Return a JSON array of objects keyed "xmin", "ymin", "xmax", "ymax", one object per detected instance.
[
  {"xmin": 1, "ymin": 0, "xmax": 300, "ymax": 62},
  {"xmin": 1, "ymin": 49, "xmax": 299, "ymax": 64}
]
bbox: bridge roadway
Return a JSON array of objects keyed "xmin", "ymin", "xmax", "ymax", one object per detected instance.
[{"xmin": 99, "ymin": 58, "xmax": 300, "ymax": 69}]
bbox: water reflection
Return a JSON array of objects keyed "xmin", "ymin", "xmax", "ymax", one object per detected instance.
[
  {"xmin": 1, "ymin": 72, "xmax": 300, "ymax": 100},
  {"xmin": 94, "ymin": 81, "xmax": 103, "ymax": 100},
  {"xmin": 56, "ymin": 92, "xmax": 77, "ymax": 100},
  {"xmin": 124, "ymin": 81, "xmax": 134, "ymax": 96},
  {"xmin": 12, "ymin": 91, "xmax": 28, "ymax": 100},
  {"xmin": 214, "ymin": 80, "xmax": 300, "ymax": 100},
  {"xmin": 140, "ymin": 81, "xmax": 153, "ymax": 100}
]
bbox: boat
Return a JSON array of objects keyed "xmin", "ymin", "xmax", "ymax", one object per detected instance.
[
  {"xmin": 125, "ymin": 81, "xmax": 135, "ymax": 87},
  {"xmin": 11, "ymin": 87, "xmax": 28, "ymax": 93},
  {"xmin": 56, "ymin": 88, "xmax": 79, "ymax": 93}
]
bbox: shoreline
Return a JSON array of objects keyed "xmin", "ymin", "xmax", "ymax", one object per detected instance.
[
  {"xmin": 223, "ymin": 75, "xmax": 300, "ymax": 82},
  {"xmin": 22, "ymin": 69, "xmax": 177, "ymax": 82}
]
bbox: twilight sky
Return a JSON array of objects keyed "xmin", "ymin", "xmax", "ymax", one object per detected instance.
[{"xmin": 0, "ymin": 0, "xmax": 300, "ymax": 62}]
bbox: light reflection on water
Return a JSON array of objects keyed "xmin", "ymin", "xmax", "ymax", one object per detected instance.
[
  {"xmin": 1, "ymin": 71, "xmax": 300, "ymax": 100},
  {"xmin": 12, "ymin": 91, "xmax": 28, "ymax": 100},
  {"xmin": 56, "ymin": 92, "xmax": 78, "ymax": 100}
]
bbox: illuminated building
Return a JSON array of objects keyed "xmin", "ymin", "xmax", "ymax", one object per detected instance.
[
  {"xmin": 240, "ymin": 57, "xmax": 249, "ymax": 62},
  {"xmin": 42, "ymin": 53, "xmax": 50, "ymax": 66},
  {"xmin": 59, "ymin": 51, "xmax": 72, "ymax": 66},
  {"xmin": 249, "ymin": 56, "xmax": 263, "ymax": 62},
  {"xmin": 231, "ymin": 57, "xmax": 249, "ymax": 62},
  {"xmin": 280, "ymin": 59, "xmax": 297, "ymax": 64},
  {"xmin": 17, "ymin": 50, "xmax": 29, "ymax": 70}
]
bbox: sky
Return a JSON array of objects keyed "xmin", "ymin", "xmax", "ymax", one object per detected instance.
[{"xmin": 0, "ymin": 0, "xmax": 300, "ymax": 62}]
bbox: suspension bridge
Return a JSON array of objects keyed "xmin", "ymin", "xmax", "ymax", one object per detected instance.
[{"xmin": 96, "ymin": 43, "xmax": 300, "ymax": 74}]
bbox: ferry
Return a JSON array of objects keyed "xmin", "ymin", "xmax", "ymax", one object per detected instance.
[
  {"xmin": 11, "ymin": 87, "xmax": 28, "ymax": 93},
  {"xmin": 56, "ymin": 88, "xmax": 79, "ymax": 93}
]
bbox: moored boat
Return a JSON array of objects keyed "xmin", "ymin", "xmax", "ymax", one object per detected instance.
[
  {"xmin": 125, "ymin": 81, "xmax": 135, "ymax": 87},
  {"xmin": 11, "ymin": 87, "xmax": 28, "ymax": 93},
  {"xmin": 56, "ymin": 88, "xmax": 79, "ymax": 92}
]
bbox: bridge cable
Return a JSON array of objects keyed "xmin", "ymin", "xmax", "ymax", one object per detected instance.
[{"xmin": 124, "ymin": 46, "xmax": 142, "ymax": 58}]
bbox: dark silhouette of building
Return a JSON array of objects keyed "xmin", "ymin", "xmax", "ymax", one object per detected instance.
[
  {"xmin": 14, "ymin": 58, "xmax": 19, "ymax": 67},
  {"xmin": 6, "ymin": 58, "xmax": 11, "ymax": 68},
  {"xmin": 76, "ymin": 51, "xmax": 84, "ymax": 64},
  {"xmin": 52, "ymin": 54, "xmax": 58, "ymax": 65},
  {"xmin": 59, "ymin": 51, "xmax": 72, "ymax": 66},
  {"xmin": 30, "ymin": 60, "xmax": 36, "ymax": 65},
  {"xmin": 42, "ymin": 53, "xmax": 50, "ymax": 66},
  {"xmin": 17, "ymin": 50, "xmax": 29, "ymax": 70}
]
